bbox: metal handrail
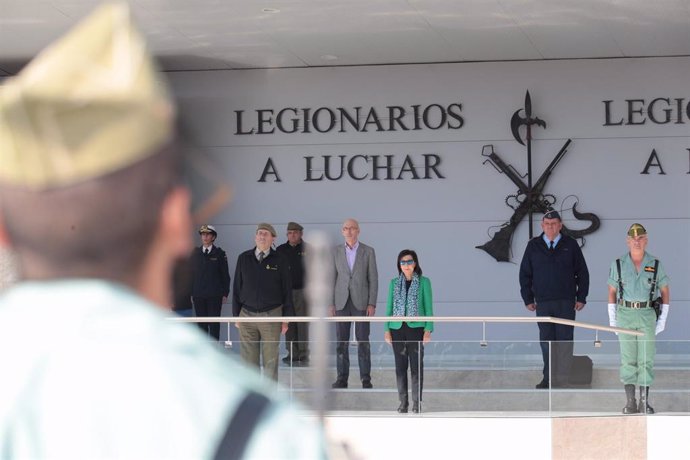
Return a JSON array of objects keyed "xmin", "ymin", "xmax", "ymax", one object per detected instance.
[{"xmin": 167, "ymin": 315, "xmax": 643, "ymax": 336}]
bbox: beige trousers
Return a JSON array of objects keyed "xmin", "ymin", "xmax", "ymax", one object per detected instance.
[{"xmin": 239, "ymin": 306, "xmax": 283, "ymax": 380}]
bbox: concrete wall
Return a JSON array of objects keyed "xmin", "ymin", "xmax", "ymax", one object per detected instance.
[{"xmin": 168, "ymin": 57, "xmax": 690, "ymax": 343}]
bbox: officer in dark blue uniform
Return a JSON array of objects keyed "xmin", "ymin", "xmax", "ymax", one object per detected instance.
[
  {"xmin": 191, "ymin": 224, "xmax": 231, "ymax": 340},
  {"xmin": 519, "ymin": 210, "xmax": 590, "ymax": 389}
]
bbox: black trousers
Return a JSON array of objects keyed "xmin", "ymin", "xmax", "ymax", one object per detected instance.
[
  {"xmin": 335, "ymin": 298, "xmax": 371, "ymax": 383},
  {"xmin": 285, "ymin": 289, "xmax": 309, "ymax": 359},
  {"xmin": 193, "ymin": 296, "xmax": 223, "ymax": 340},
  {"xmin": 536, "ymin": 299, "xmax": 576, "ymax": 384},
  {"xmin": 390, "ymin": 323, "xmax": 425, "ymax": 403}
]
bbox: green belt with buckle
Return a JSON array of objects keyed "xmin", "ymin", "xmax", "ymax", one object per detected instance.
[{"xmin": 618, "ymin": 300, "xmax": 650, "ymax": 309}]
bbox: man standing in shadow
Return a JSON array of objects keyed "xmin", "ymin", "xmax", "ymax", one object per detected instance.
[{"xmin": 278, "ymin": 222, "xmax": 310, "ymax": 365}]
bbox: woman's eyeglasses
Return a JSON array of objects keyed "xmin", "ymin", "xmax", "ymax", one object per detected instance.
[{"xmin": 399, "ymin": 259, "xmax": 415, "ymax": 266}]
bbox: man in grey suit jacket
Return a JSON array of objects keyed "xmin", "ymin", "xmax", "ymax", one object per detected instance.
[{"xmin": 330, "ymin": 218, "xmax": 378, "ymax": 389}]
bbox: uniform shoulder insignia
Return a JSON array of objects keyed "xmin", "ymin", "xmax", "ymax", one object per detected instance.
[{"xmin": 644, "ymin": 266, "xmax": 656, "ymax": 273}]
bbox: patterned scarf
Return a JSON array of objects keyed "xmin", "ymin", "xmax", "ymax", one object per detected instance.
[{"xmin": 392, "ymin": 273, "xmax": 420, "ymax": 317}]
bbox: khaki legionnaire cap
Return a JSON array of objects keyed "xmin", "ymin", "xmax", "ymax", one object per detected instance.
[
  {"xmin": 199, "ymin": 224, "xmax": 217, "ymax": 235},
  {"xmin": 287, "ymin": 222, "xmax": 303, "ymax": 232},
  {"xmin": 627, "ymin": 223, "xmax": 647, "ymax": 238},
  {"xmin": 543, "ymin": 209, "xmax": 561, "ymax": 220},
  {"xmin": 0, "ymin": 2, "xmax": 174, "ymax": 190},
  {"xmin": 257, "ymin": 223, "xmax": 277, "ymax": 237}
]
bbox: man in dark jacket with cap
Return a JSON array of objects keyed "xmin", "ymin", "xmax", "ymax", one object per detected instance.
[
  {"xmin": 191, "ymin": 224, "xmax": 231, "ymax": 340},
  {"xmin": 233, "ymin": 223, "xmax": 293, "ymax": 380},
  {"xmin": 277, "ymin": 222, "xmax": 310, "ymax": 365},
  {"xmin": 519, "ymin": 210, "xmax": 589, "ymax": 389}
]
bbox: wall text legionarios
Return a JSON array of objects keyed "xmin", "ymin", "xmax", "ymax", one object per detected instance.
[
  {"xmin": 603, "ymin": 98, "xmax": 690, "ymax": 126},
  {"xmin": 236, "ymin": 103, "xmax": 464, "ymax": 135}
]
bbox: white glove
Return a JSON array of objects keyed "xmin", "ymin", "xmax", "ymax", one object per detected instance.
[
  {"xmin": 655, "ymin": 304, "xmax": 670, "ymax": 335},
  {"xmin": 607, "ymin": 303, "xmax": 617, "ymax": 328}
]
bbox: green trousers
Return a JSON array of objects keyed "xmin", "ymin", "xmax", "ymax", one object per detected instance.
[
  {"xmin": 239, "ymin": 306, "xmax": 283, "ymax": 381},
  {"xmin": 617, "ymin": 305, "xmax": 656, "ymax": 386}
]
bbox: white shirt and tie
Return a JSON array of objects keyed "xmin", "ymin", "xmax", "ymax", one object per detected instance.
[
  {"xmin": 255, "ymin": 248, "xmax": 269, "ymax": 263},
  {"xmin": 542, "ymin": 234, "xmax": 561, "ymax": 250}
]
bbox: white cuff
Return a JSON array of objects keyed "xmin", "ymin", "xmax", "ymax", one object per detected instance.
[
  {"xmin": 607, "ymin": 303, "xmax": 617, "ymax": 327},
  {"xmin": 658, "ymin": 304, "xmax": 670, "ymax": 322}
]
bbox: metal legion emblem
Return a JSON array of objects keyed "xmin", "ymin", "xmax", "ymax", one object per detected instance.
[{"xmin": 476, "ymin": 91, "xmax": 600, "ymax": 262}]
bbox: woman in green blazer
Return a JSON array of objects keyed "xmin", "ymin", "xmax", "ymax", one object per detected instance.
[{"xmin": 384, "ymin": 249, "xmax": 434, "ymax": 414}]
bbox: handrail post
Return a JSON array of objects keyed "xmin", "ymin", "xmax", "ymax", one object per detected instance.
[
  {"xmin": 548, "ymin": 341, "xmax": 552, "ymax": 413},
  {"xmin": 225, "ymin": 322, "xmax": 232, "ymax": 349}
]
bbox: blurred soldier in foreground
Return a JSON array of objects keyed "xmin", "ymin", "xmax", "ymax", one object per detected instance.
[{"xmin": 0, "ymin": 3, "xmax": 325, "ymax": 458}]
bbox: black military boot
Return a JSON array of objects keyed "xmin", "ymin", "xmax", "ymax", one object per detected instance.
[
  {"xmin": 397, "ymin": 394, "xmax": 409, "ymax": 413},
  {"xmin": 638, "ymin": 386, "xmax": 655, "ymax": 414},
  {"xmin": 623, "ymin": 384, "xmax": 638, "ymax": 414}
]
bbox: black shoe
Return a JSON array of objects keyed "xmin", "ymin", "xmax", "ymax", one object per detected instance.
[
  {"xmin": 412, "ymin": 402, "xmax": 420, "ymax": 413},
  {"xmin": 362, "ymin": 380, "xmax": 373, "ymax": 389},
  {"xmin": 282, "ymin": 355, "xmax": 292, "ymax": 365},
  {"xmin": 331, "ymin": 380, "xmax": 348, "ymax": 389},
  {"xmin": 397, "ymin": 402, "xmax": 409, "ymax": 413},
  {"xmin": 535, "ymin": 379, "xmax": 550, "ymax": 389}
]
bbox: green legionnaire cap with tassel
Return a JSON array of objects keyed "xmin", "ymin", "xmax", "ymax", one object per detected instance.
[
  {"xmin": 627, "ymin": 223, "xmax": 647, "ymax": 238},
  {"xmin": 0, "ymin": 2, "xmax": 174, "ymax": 190}
]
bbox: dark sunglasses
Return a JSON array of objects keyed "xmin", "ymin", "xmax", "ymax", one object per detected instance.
[{"xmin": 399, "ymin": 259, "xmax": 415, "ymax": 266}]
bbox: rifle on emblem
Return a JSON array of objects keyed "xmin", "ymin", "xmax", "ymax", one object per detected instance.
[{"xmin": 476, "ymin": 139, "xmax": 599, "ymax": 262}]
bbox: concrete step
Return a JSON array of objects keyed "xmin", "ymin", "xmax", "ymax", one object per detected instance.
[
  {"xmin": 289, "ymin": 388, "xmax": 690, "ymax": 414},
  {"xmin": 277, "ymin": 365, "xmax": 690, "ymax": 389},
  {"xmin": 275, "ymin": 366, "xmax": 690, "ymax": 413}
]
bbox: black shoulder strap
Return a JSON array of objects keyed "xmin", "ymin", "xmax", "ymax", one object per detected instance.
[
  {"xmin": 616, "ymin": 259, "xmax": 623, "ymax": 302},
  {"xmin": 649, "ymin": 259, "xmax": 659, "ymax": 303},
  {"xmin": 213, "ymin": 391, "xmax": 271, "ymax": 460}
]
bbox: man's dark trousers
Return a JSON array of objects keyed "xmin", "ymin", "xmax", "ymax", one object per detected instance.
[
  {"xmin": 536, "ymin": 299, "xmax": 575, "ymax": 385},
  {"xmin": 193, "ymin": 296, "xmax": 223, "ymax": 340},
  {"xmin": 335, "ymin": 298, "xmax": 371, "ymax": 384}
]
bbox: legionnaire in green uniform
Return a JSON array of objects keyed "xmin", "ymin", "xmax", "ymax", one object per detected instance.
[
  {"xmin": 607, "ymin": 223, "xmax": 670, "ymax": 414},
  {"xmin": 0, "ymin": 3, "xmax": 325, "ymax": 458}
]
